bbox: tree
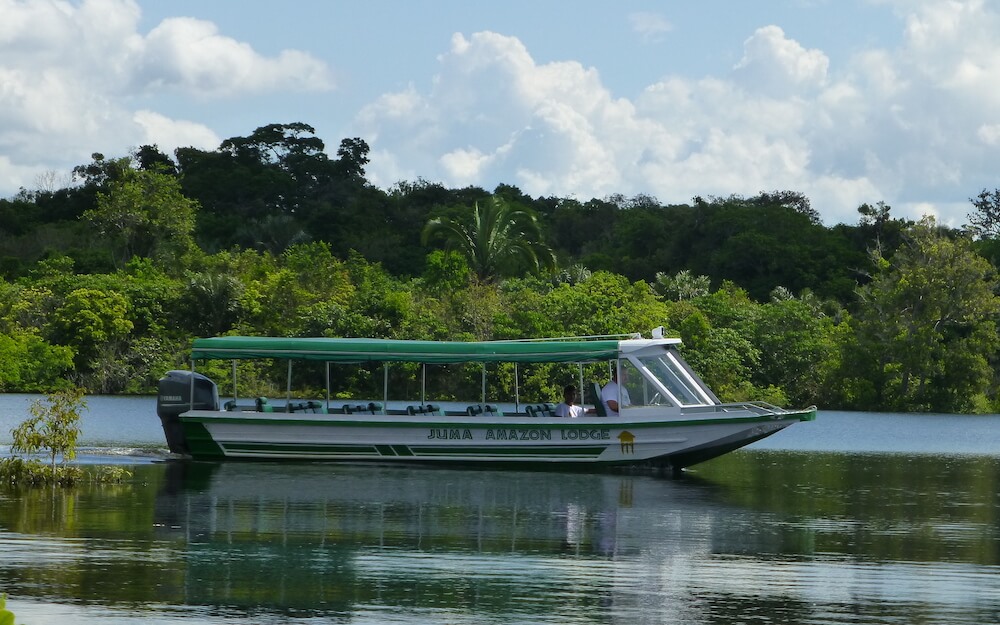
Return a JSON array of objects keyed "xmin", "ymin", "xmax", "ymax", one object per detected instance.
[
  {"xmin": 966, "ymin": 188, "xmax": 1000, "ymax": 239},
  {"xmin": 653, "ymin": 270, "xmax": 711, "ymax": 301},
  {"xmin": 965, "ymin": 189, "xmax": 1000, "ymax": 269},
  {"xmin": 858, "ymin": 200, "xmax": 892, "ymax": 231},
  {"xmin": 179, "ymin": 270, "xmax": 244, "ymax": 337},
  {"xmin": 10, "ymin": 387, "xmax": 85, "ymax": 482},
  {"xmin": 83, "ymin": 161, "xmax": 198, "ymax": 268},
  {"xmin": 751, "ymin": 293, "xmax": 846, "ymax": 406},
  {"xmin": 47, "ymin": 288, "xmax": 134, "ymax": 371},
  {"xmin": 0, "ymin": 329, "xmax": 74, "ymax": 391},
  {"xmin": 846, "ymin": 218, "xmax": 1000, "ymax": 412},
  {"xmin": 334, "ymin": 137, "xmax": 370, "ymax": 183},
  {"xmin": 72, "ymin": 152, "xmax": 132, "ymax": 188},
  {"xmin": 754, "ymin": 190, "xmax": 820, "ymax": 225},
  {"xmin": 422, "ymin": 197, "xmax": 556, "ymax": 282},
  {"xmin": 134, "ymin": 144, "xmax": 178, "ymax": 175}
]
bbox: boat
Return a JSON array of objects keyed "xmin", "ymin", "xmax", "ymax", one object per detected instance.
[{"xmin": 155, "ymin": 331, "xmax": 815, "ymax": 472}]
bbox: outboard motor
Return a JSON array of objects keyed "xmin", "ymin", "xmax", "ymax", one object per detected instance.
[{"xmin": 157, "ymin": 370, "xmax": 219, "ymax": 455}]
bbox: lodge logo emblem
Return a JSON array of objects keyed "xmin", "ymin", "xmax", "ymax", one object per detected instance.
[{"xmin": 618, "ymin": 431, "xmax": 635, "ymax": 453}]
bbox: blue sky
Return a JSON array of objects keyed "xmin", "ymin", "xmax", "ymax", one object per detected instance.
[{"xmin": 2, "ymin": 0, "xmax": 998, "ymax": 226}]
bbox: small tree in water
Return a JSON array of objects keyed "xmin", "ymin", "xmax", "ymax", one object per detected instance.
[{"xmin": 10, "ymin": 387, "xmax": 85, "ymax": 483}]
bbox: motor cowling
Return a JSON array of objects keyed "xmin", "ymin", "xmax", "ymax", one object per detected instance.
[{"xmin": 157, "ymin": 370, "xmax": 219, "ymax": 455}]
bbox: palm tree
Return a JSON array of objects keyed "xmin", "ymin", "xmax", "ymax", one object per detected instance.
[{"xmin": 422, "ymin": 197, "xmax": 556, "ymax": 282}]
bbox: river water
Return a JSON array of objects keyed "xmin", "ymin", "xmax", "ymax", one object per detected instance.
[{"xmin": 1, "ymin": 396, "xmax": 999, "ymax": 624}]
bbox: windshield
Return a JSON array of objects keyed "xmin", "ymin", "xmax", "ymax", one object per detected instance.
[{"xmin": 637, "ymin": 352, "xmax": 711, "ymax": 407}]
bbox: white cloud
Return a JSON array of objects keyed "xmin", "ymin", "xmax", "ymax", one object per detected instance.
[
  {"xmin": 0, "ymin": 0, "xmax": 332, "ymax": 197},
  {"xmin": 357, "ymin": 2, "xmax": 1000, "ymax": 226},
  {"xmin": 3, "ymin": 0, "xmax": 1000, "ymax": 229},
  {"xmin": 732, "ymin": 26, "xmax": 829, "ymax": 96},
  {"xmin": 359, "ymin": 28, "xmax": 846, "ymax": 217},
  {"xmin": 136, "ymin": 17, "xmax": 333, "ymax": 97},
  {"xmin": 628, "ymin": 12, "xmax": 673, "ymax": 43},
  {"xmin": 358, "ymin": 31, "xmax": 644, "ymax": 201},
  {"xmin": 440, "ymin": 146, "xmax": 492, "ymax": 185},
  {"xmin": 978, "ymin": 124, "xmax": 1000, "ymax": 146},
  {"xmin": 133, "ymin": 110, "xmax": 220, "ymax": 152}
]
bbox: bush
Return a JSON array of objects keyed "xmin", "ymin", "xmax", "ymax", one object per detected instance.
[
  {"xmin": 11, "ymin": 388, "xmax": 84, "ymax": 479},
  {"xmin": 1, "ymin": 387, "xmax": 134, "ymax": 487},
  {"xmin": 1, "ymin": 593, "xmax": 25, "ymax": 625}
]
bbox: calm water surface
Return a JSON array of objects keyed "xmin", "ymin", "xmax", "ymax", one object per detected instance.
[{"xmin": 1, "ymin": 396, "xmax": 999, "ymax": 624}]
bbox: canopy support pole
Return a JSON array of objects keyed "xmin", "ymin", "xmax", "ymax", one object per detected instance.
[
  {"xmin": 514, "ymin": 363, "xmax": 519, "ymax": 412},
  {"xmin": 615, "ymin": 360, "xmax": 621, "ymax": 413},
  {"xmin": 286, "ymin": 360, "xmax": 293, "ymax": 412},
  {"xmin": 383, "ymin": 364, "xmax": 389, "ymax": 406},
  {"xmin": 325, "ymin": 362, "xmax": 331, "ymax": 411},
  {"xmin": 189, "ymin": 358, "xmax": 196, "ymax": 410}
]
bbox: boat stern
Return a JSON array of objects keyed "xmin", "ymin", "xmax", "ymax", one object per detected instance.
[{"xmin": 157, "ymin": 370, "xmax": 219, "ymax": 455}]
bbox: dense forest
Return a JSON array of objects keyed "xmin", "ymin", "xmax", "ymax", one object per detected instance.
[{"xmin": 1, "ymin": 122, "xmax": 999, "ymax": 413}]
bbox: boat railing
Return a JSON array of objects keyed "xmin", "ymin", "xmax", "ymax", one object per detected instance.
[{"xmin": 681, "ymin": 402, "xmax": 790, "ymax": 416}]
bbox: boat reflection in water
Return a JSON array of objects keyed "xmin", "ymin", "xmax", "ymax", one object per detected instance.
[
  {"xmin": 6, "ymin": 449, "xmax": 1000, "ymax": 624},
  {"xmin": 152, "ymin": 461, "xmax": 772, "ymax": 621}
]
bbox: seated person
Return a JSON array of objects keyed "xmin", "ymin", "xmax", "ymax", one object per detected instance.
[
  {"xmin": 554, "ymin": 384, "xmax": 584, "ymax": 418},
  {"xmin": 601, "ymin": 369, "xmax": 631, "ymax": 417}
]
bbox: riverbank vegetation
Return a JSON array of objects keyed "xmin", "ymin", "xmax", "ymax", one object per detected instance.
[
  {"xmin": 1, "ymin": 122, "xmax": 999, "ymax": 413},
  {"xmin": 0, "ymin": 389, "xmax": 132, "ymax": 486}
]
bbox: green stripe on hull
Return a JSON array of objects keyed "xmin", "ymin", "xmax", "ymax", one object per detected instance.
[
  {"xmin": 216, "ymin": 440, "xmax": 607, "ymax": 460},
  {"xmin": 410, "ymin": 445, "xmax": 605, "ymax": 457},
  {"xmin": 224, "ymin": 442, "xmax": 381, "ymax": 456}
]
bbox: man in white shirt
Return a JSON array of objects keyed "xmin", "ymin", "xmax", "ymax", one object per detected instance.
[
  {"xmin": 554, "ymin": 384, "xmax": 584, "ymax": 418},
  {"xmin": 601, "ymin": 368, "xmax": 631, "ymax": 417}
]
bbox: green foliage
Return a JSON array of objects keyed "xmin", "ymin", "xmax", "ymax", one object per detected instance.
[
  {"xmin": 0, "ymin": 328, "xmax": 74, "ymax": 391},
  {"xmin": 47, "ymin": 287, "xmax": 133, "ymax": 370},
  {"xmin": 91, "ymin": 465, "xmax": 134, "ymax": 484},
  {"xmin": 2, "ymin": 387, "xmax": 131, "ymax": 486},
  {"xmin": 11, "ymin": 387, "xmax": 85, "ymax": 481},
  {"xmin": 844, "ymin": 218, "xmax": 1000, "ymax": 412},
  {"xmin": 422, "ymin": 250, "xmax": 471, "ymax": 295},
  {"xmin": 653, "ymin": 270, "xmax": 711, "ymax": 301},
  {"xmin": 423, "ymin": 197, "xmax": 556, "ymax": 282},
  {"xmin": 3, "ymin": 121, "xmax": 1000, "ymax": 413},
  {"xmin": 1, "ymin": 593, "xmax": 25, "ymax": 625},
  {"xmin": 179, "ymin": 269, "xmax": 244, "ymax": 336},
  {"xmin": 966, "ymin": 188, "xmax": 1000, "ymax": 239},
  {"xmin": 83, "ymin": 160, "xmax": 198, "ymax": 269},
  {"xmin": 750, "ymin": 293, "xmax": 846, "ymax": 406}
]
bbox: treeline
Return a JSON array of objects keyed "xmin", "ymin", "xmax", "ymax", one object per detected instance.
[{"xmin": 0, "ymin": 122, "xmax": 998, "ymax": 414}]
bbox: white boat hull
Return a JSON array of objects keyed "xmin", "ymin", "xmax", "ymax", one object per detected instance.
[{"xmin": 178, "ymin": 408, "xmax": 815, "ymax": 470}]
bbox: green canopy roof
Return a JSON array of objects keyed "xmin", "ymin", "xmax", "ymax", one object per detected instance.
[{"xmin": 190, "ymin": 336, "xmax": 629, "ymax": 364}]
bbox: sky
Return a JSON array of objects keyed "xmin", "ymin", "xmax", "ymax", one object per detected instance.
[{"xmin": 1, "ymin": 0, "xmax": 999, "ymax": 226}]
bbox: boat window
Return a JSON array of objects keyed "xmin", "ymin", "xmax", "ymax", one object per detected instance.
[
  {"xmin": 637, "ymin": 352, "xmax": 710, "ymax": 407},
  {"xmin": 618, "ymin": 359, "xmax": 672, "ymax": 409}
]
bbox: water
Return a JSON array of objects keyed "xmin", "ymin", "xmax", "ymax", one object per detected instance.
[{"xmin": 1, "ymin": 396, "xmax": 1000, "ymax": 624}]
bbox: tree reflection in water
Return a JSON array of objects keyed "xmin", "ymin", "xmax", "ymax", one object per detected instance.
[{"xmin": 1, "ymin": 451, "xmax": 999, "ymax": 624}]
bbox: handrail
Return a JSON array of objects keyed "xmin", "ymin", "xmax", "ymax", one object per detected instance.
[{"xmin": 682, "ymin": 402, "xmax": 799, "ymax": 416}]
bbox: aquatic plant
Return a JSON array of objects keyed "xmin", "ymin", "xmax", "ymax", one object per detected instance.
[
  {"xmin": 1, "ymin": 388, "xmax": 134, "ymax": 487},
  {"xmin": 9, "ymin": 387, "xmax": 84, "ymax": 483},
  {"xmin": 0, "ymin": 593, "xmax": 24, "ymax": 625}
]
